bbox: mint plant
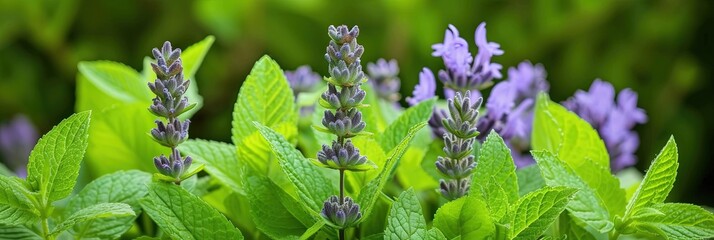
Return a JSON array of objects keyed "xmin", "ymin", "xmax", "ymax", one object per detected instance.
[{"xmin": 1, "ymin": 21, "xmax": 712, "ymax": 240}]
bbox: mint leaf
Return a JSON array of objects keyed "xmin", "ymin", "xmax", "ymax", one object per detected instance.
[
  {"xmin": 27, "ymin": 111, "xmax": 91, "ymax": 203},
  {"xmin": 474, "ymin": 177, "xmax": 509, "ymax": 221},
  {"xmin": 179, "ymin": 140, "xmax": 243, "ymax": 194},
  {"xmin": 254, "ymin": 122, "xmax": 334, "ymax": 211},
  {"xmin": 426, "ymin": 228, "xmax": 447, "ymax": 240},
  {"xmin": 509, "ymin": 186, "xmax": 577, "ymax": 239},
  {"xmin": 140, "ymin": 182, "xmax": 243, "ymax": 239},
  {"xmin": 50, "ymin": 203, "xmax": 134, "ymax": 236},
  {"xmin": 532, "ymin": 150, "xmax": 614, "ymax": 232},
  {"xmin": 432, "ymin": 194, "xmax": 495, "ymax": 239},
  {"xmin": 345, "ymin": 138, "xmax": 387, "ymax": 196},
  {"xmin": 243, "ymin": 174, "xmax": 318, "ymax": 239},
  {"xmin": 377, "ymin": 98, "xmax": 435, "ymax": 152},
  {"xmin": 385, "ymin": 188, "xmax": 428, "ymax": 240},
  {"xmin": 232, "ymin": 55, "xmax": 297, "ymax": 149},
  {"xmin": 516, "ymin": 165, "xmax": 545, "ymax": 196},
  {"xmin": 357, "ymin": 122, "xmax": 427, "ymax": 221},
  {"xmin": 0, "ymin": 225, "xmax": 41, "ymax": 240},
  {"xmin": 76, "ymin": 61, "xmax": 148, "ymax": 112},
  {"xmin": 84, "ymin": 104, "xmax": 164, "ymax": 176},
  {"xmin": 624, "ymin": 137, "xmax": 678, "ymax": 218},
  {"xmin": 66, "ymin": 170, "xmax": 151, "ymax": 239},
  {"xmin": 300, "ymin": 221, "xmax": 326, "ymax": 240},
  {"xmin": 0, "ymin": 176, "xmax": 38, "ymax": 225},
  {"xmin": 628, "ymin": 203, "xmax": 714, "ymax": 239},
  {"xmin": 472, "ymin": 131, "xmax": 519, "ymax": 205},
  {"xmin": 532, "ymin": 93, "xmax": 610, "ymax": 170}
]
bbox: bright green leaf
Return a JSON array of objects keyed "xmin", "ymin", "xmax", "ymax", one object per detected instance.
[
  {"xmin": 179, "ymin": 140, "xmax": 243, "ymax": 194},
  {"xmin": 433, "ymin": 194, "xmax": 495, "ymax": 240},
  {"xmin": 0, "ymin": 225, "xmax": 41, "ymax": 240},
  {"xmin": 66, "ymin": 170, "xmax": 151, "ymax": 239},
  {"xmin": 300, "ymin": 221, "xmax": 326, "ymax": 240},
  {"xmin": 254, "ymin": 122, "xmax": 334, "ymax": 211},
  {"xmin": 516, "ymin": 165, "xmax": 545, "ymax": 197},
  {"xmin": 377, "ymin": 98, "xmax": 435, "ymax": 152},
  {"xmin": 243, "ymin": 174, "xmax": 318, "ymax": 239},
  {"xmin": 76, "ymin": 61, "xmax": 148, "ymax": 112},
  {"xmin": 624, "ymin": 137, "xmax": 678, "ymax": 219},
  {"xmin": 628, "ymin": 203, "xmax": 714, "ymax": 240},
  {"xmin": 345, "ymin": 138, "xmax": 387, "ymax": 196},
  {"xmin": 0, "ymin": 176, "xmax": 38, "ymax": 225},
  {"xmin": 232, "ymin": 55, "xmax": 297, "ymax": 149},
  {"xmin": 50, "ymin": 203, "xmax": 134, "ymax": 236},
  {"xmin": 473, "ymin": 131, "xmax": 519, "ymax": 204},
  {"xmin": 385, "ymin": 189, "xmax": 428, "ymax": 240},
  {"xmin": 140, "ymin": 181, "xmax": 243, "ymax": 239},
  {"xmin": 509, "ymin": 186, "xmax": 577, "ymax": 239},
  {"xmin": 532, "ymin": 150, "xmax": 614, "ymax": 233},
  {"xmin": 27, "ymin": 111, "xmax": 91, "ymax": 203},
  {"xmin": 357, "ymin": 122, "xmax": 427, "ymax": 221},
  {"xmin": 474, "ymin": 177, "xmax": 509, "ymax": 221}
]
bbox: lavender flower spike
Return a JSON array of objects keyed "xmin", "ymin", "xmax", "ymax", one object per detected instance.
[
  {"xmin": 285, "ymin": 65, "xmax": 321, "ymax": 96},
  {"xmin": 564, "ymin": 79, "xmax": 647, "ymax": 171},
  {"xmin": 437, "ymin": 91, "xmax": 482, "ymax": 200},
  {"xmin": 148, "ymin": 41, "xmax": 194, "ymax": 181},
  {"xmin": 367, "ymin": 58, "xmax": 401, "ymax": 102}
]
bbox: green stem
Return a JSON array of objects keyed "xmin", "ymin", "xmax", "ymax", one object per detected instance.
[{"xmin": 42, "ymin": 217, "xmax": 54, "ymax": 240}]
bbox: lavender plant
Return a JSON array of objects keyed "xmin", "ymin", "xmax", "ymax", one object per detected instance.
[
  {"xmin": 147, "ymin": 41, "xmax": 197, "ymax": 182},
  {"xmin": 367, "ymin": 58, "xmax": 401, "ymax": 102},
  {"xmin": 316, "ymin": 25, "xmax": 375, "ymax": 238}
]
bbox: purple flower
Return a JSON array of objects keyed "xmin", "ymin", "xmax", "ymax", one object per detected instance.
[
  {"xmin": 367, "ymin": 58, "xmax": 401, "ymax": 102},
  {"xmin": 432, "ymin": 22, "xmax": 503, "ymax": 96},
  {"xmin": 0, "ymin": 115, "xmax": 38, "ymax": 178},
  {"xmin": 406, "ymin": 68, "xmax": 437, "ymax": 106},
  {"xmin": 285, "ymin": 65, "xmax": 321, "ymax": 96},
  {"xmin": 477, "ymin": 61, "xmax": 549, "ymax": 167},
  {"xmin": 564, "ymin": 79, "xmax": 647, "ymax": 171}
]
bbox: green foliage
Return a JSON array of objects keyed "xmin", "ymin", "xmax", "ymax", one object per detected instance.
[
  {"xmin": 385, "ymin": 189, "xmax": 428, "ymax": 240},
  {"xmin": 27, "ymin": 111, "xmax": 91, "ymax": 204},
  {"xmin": 433, "ymin": 194, "xmax": 495, "ymax": 239},
  {"xmin": 626, "ymin": 203, "xmax": 714, "ymax": 239},
  {"xmin": 377, "ymin": 98, "xmax": 435, "ymax": 152},
  {"xmin": 0, "ymin": 176, "xmax": 38, "ymax": 225},
  {"xmin": 139, "ymin": 181, "xmax": 244, "ymax": 239},
  {"xmin": 472, "ymin": 131, "xmax": 519, "ymax": 207},
  {"xmin": 508, "ymin": 187, "xmax": 577, "ymax": 239},
  {"xmin": 50, "ymin": 203, "xmax": 135, "ymax": 235},
  {"xmin": 179, "ymin": 140, "xmax": 243, "ymax": 194},
  {"xmin": 624, "ymin": 137, "xmax": 678, "ymax": 218}
]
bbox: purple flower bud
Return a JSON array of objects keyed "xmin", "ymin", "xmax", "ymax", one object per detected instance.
[
  {"xmin": 407, "ymin": 68, "xmax": 437, "ymax": 106},
  {"xmin": 0, "ymin": 115, "xmax": 38, "ymax": 177},
  {"xmin": 321, "ymin": 195, "xmax": 362, "ymax": 228},
  {"xmin": 317, "ymin": 140, "xmax": 368, "ymax": 170},
  {"xmin": 321, "ymin": 109, "xmax": 366, "ymax": 138},
  {"xmin": 367, "ymin": 58, "xmax": 401, "ymax": 102},
  {"xmin": 439, "ymin": 178, "xmax": 471, "ymax": 201},
  {"xmin": 564, "ymin": 79, "xmax": 647, "ymax": 171}
]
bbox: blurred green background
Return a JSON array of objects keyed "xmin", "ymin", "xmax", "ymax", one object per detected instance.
[{"xmin": 1, "ymin": 0, "xmax": 712, "ymax": 206}]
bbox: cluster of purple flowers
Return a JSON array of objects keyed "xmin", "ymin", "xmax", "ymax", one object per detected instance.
[
  {"xmin": 318, "ymin": 25, "xmax": 371, "ymax": 229},
  {"xmin": 0, "ymin": 115, "xmax": 38, "ymax": 178},
  {"xmin": 147, "ymin": 42, "xmax": 194, "ymax": 181},
  {"xmin": 285, "ymin": 65, "xmax": 321, "ymax": 97},
  {"xmin": 366, "ymin": 58, "xmax": 401, "ymax": 102},
  {"xmin": 564, "ymin": 80, "xmax": 647, "ymax": 171},
  {"xmin": 408, "ymin": 23, "xmax": 648, "ymax": 173}
]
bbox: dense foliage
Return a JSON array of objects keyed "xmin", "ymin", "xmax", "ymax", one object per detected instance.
[{"xmin": 1, "ymin": 21, "xmax": 713, "ymax": 240}]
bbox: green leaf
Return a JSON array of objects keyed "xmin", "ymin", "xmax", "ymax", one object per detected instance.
[
  {"xmin": 377, "ymin": 98, "xmax": 435, "ymax": 152},
  {"xmin": 385, "ymin": 189, "xmax": 428, "ymax": 240},
  {"xmin": 426, "ymin": 228, "xmax": 447, "ymax": 240},
  {"xmin": 432, "ymin": 194, "xmax": 495, "ymax": 240},
  {"xmin": 0, "ymin": 225, "xmax": 41, "ymax": 240},
  {"xmin": 76, "ymin": 61, "xmax": 148, "ymax": 112},
  {"xmin": 532, "ymin": 150, "xmax": 614, "ymax": 233},
  {"xmin": 66, "ymin": 170, "xmax": 151, "ymax": 239},
  {"xmin": 27, "ymin": 111, "xmax": 91, "ymax": 203},
  {"xmin": 254, "ymin": 122, "xmax": 334, "ymax": 211},
  {"xmin": 473, "ymin": 177, "xmax": 509, "ymax": 221},
  {"xmin": 50, "ymin": 203, "xmax": 134, "ymax": 235},
  {"xmin": 359, "ymin": 83, "xmax": 388, "ymax": 134},
  {"xmin": 531, "ymin": 93, "xmax": 610, "ymax": 170},
  {"xmin": 472, "ymin": 131, "xmax": 519, "ymax": 205},
  {"xmin": 232, "ymin": 55, "xmax": 297, "ymax": 149},
  {"xmin": 624, "ymin": 137, "xmax": 678, "ymax": 219},
  {"xmin": 0, "ymin": 176, "xmax": 38, "ymax": 225},
  {"xmin": 628, "ymin": 203, "xmax": 714, "ymax": 240},
  {"xmin": 345, "ymin": 138, "xmax": 387, "ymax": 196},
  {"xmin": 509, "ymin": 186, "xmax": 577, "ymax": 239},
  {"xmin": 140, "ymin": 181, "xmax": 243, "ymax": 239},
  {"xmin": 84, "ymin": 104, "xmax": 164, "ymax": 176},
  {"xmin": 179, "ymin": 140, "xmax": 243, "ymax": 194},
  {"xmin": 357, "ymin": 122, "xmax": 427, "ymax": 221},
  {"xmin": 300, "ymin": 221, "xmax": 326, "ymax": 240},
  {"xmin": 243, "ymin": 174, "xmax": 318, "ymax": 239},
  {"xmin": 516, "ymin": 165, "xmax": 545, "ymax": 197}
]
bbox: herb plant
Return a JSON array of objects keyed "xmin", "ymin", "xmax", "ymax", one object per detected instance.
[{"xmin": 0, "ymin": 22, "xmax": 712, "ymax": 240}]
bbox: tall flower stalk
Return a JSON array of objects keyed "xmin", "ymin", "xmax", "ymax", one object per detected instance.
[
  {"xmin": 316, "ymin": 25, "xmax": 375, "ymax": 240},
  {"xmin": 148, "ymin": 41, "xmax": 196, "ymax": 183},
  {"xmin": 437, "ymin": 91, "xmax": 482, "ymax": 200}
]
